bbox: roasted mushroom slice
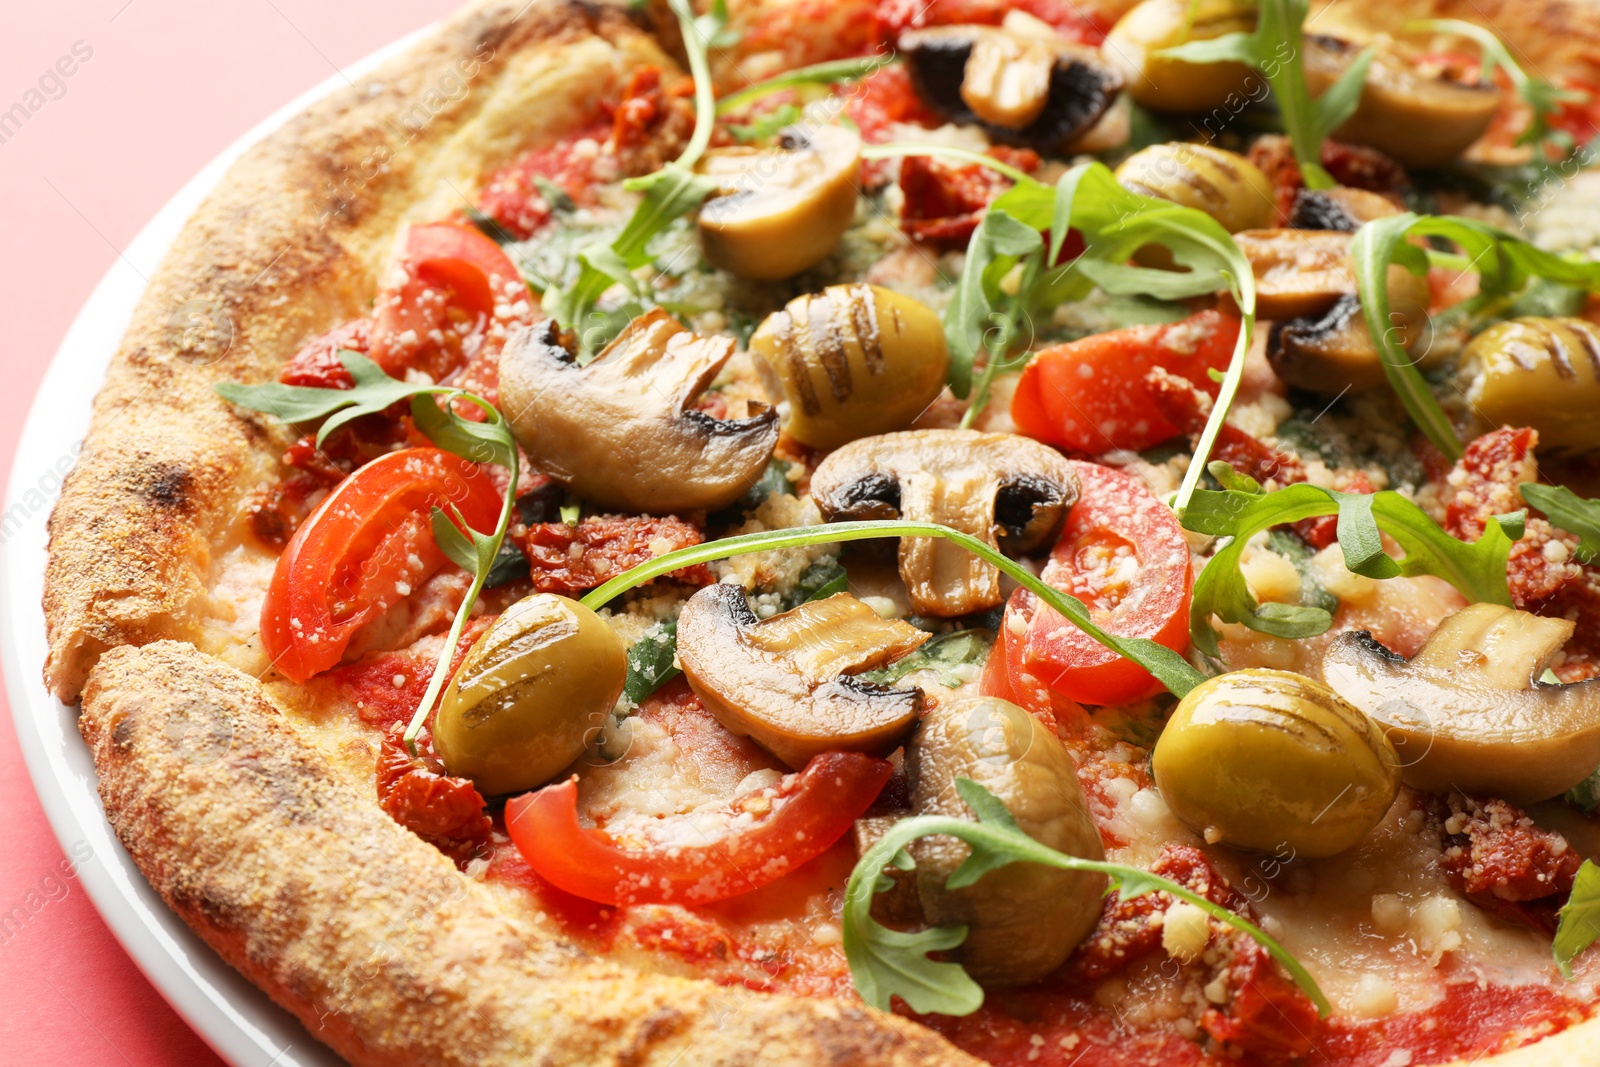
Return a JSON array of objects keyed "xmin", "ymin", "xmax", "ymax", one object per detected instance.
[
  {"xmin": 1462, "ymin": 316, "xmax": 1600, "ymax": 452},
  {"xmin": 810, "ymin": 430, "xmax": 1080, "ymax": 617},
  {"xmin": 696, "ymin": 124, "xmax": 861, "ymax": 281},
  {"xmin": 1288, "ymin": 186, "xmax": 1402, "ymax": 232},
  {"xmin": 900, "ymin": 22, "xmax": 1122, "ymax": 155},
  {"xmin": 1235, "ymin": 228, "xmax": 1429, "ymax": 322},
  {"xmin": 1104, "ymin": 0, "xmax": 1259, "ymax": 114},
  {"xmin": 1304, "ymin": 35, "xmax": 1503, "ymax": 168},
  {"xmin": 1266, "ymin": 290, "xmax": 1427, "ymax": 395},
  {"xmin": 676, "ymin": 585, "xmax": 929, "ymax": 769},
  {"xmin": 901, "ymin": 696, "xmax": 1107, "ymax": 987},
  {"xmin": 1322, "ymin": 604, "xmax": 1600, "ymax": 804},
  {"xmin": 748, "ymin": 283, "xmax": 950, "ymax": 450},
  {"xmin": 499, "ymin": 311, "xmax": 778, "ymax": 514}
]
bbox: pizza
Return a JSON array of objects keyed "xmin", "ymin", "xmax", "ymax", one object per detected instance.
[{"xmin": 38, "ymin": 0, "xmax": 1600, "ymax": 1064}]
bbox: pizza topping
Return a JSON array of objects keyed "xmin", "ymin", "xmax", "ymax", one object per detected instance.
[
  {"xmin": 504, "ymin": 749, "xmax": 892, "ymax": 905},
  {"xmin": 433, "ymin": 593, "xmax": 626, "ymax": 797},
  {"xmin": 1432, "ymin": 791, "xmax": 1582, "ymax": 933},
  {"xmin": 1288, "ymin": 184, "xmax": 1402, "ymax": 231},
  {"xmin": 375, "ymin": 723, "xmax": 492, "ymax": 866},
  {"xmin": 1323, "ymin": 603, "xmax": 1600, "ymax": 803},
  {"xmin": 1235, "ymin": 227, "xmax": 1429, "ymax": 323},
  {"xmin": 513, "ymin": 513, "xmax": 710, "ymax": 596},
  {"xmin": 498, "ymin": 312, "xmax": 778, "ymax": 514},
  {"xmin": 895, "ymin": 147, "xmax": 1038, "ymax": 249},
  {"xmin": 1103, "ymin": 0, "xmax": 1257, "ymax": 115},
  {"xmin": 695, "ymin": 123, "xmax": 861, "ymax": 281},
  {"xmin": 278, "ymin": 317, "xmax": 371, "ymax": 389},
  {"xmin": 898, "ymin": 697, "xmax": 1107, "ymax": 987},
  {"xmin": 747, "ymin": 283, "xmax": 950, "ymax": 451},
  {"xmin": 1266, "ymin": 291, "xmax": 1425, "ymax": 396},
  {"xmin": 1113, "ymin": 142, "xmax": 1275, "ymax": 236},
  {"xmin": 1151, "ymin": 668, "xmax": 1402, "ymax": 857},
  {"xmin": 898, "ymin": 20, "xmax": 1122, "ymax": 154},
  {"xmin": 1462, "ymin": 316, "xmax": 1600, "ymax": 452},
  {"xmin": 676, "ymin": 585, "xmax": 928, "ymax": 769},
  {"xmin": 810, "ymin": 430, "xmax": 1079, "ymax": 617}
]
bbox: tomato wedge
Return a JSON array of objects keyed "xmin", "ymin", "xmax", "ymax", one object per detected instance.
[
  {"xmin": 505, "ymin": 751, "xmax": 892, "ymax": 906},
  {"xmin": 369, "ymin": 221, "xmax": 533, "ymax": 382},
  {"xmin": 260, "ymin": 447, "xmax": 503, "ymax": 682},
  {"xmin": 986, "ymin": 461, "xmax": 1192, "ymax": 712},
  {"xmin": 1011, "ymin": 309, "xmax": 1240, "ymax": 453}
]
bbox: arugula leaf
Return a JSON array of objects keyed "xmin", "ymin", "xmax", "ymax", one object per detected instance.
[
  {"xmin": 1520, "ymin": 483, "xmax": 1600, "ymax": 564},
  {"xmin": 483, "ymin": 539, "xmax": 530, "ymax": 588},
  {"xmin": 945, "ymin": 209, "xmax": 1044, "ymax": 398},
  {"xmin": 1351, "ymin": 213, "xmax": 1600, "ymax": 459},
  {"xmin": 1566, "ymin": 768, "xmax": 1600, "ymax": 813},
  {"xmin": 217, "ymin": 352, "xmax": 521, "ymax": 754},
  {"xmin": 843, "ymin": 779, "xmax": 1330, "ymax": 1017},
  {"xmin": 1159, "ymin": 0, "xmax": 1368, "ymax": 189},
  {"xmin": 858, "ymin": 629, "xmax": 990, "ymax": 688},
  {"xmin": 1183, "ymin": 461, "xmax": 1522, "ymax": 656},
  {"xmin": 714, "ymin": 55, "xmax": 893, "ymax": 117},
  {"xmin": 623, "ymin": 620, "xmax": 681, "ymax": 706},
  {"xmin": 1407, "ymin": 19, "xmax": 1588, "ymax": 153},
  {"xmin": 783, "ymin": 556, "xmax": 849, "ymax": 609},
  {"xmin": 727, "ymin": 103, "xmax": 802, "ymax": 143},
  {"xmin": 1555, "ymin": 859, "xmax": 1600, "ymax": 978}
]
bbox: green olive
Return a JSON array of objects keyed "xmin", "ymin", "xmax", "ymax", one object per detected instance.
[
  {"xmin": 904, "ymin": 696, "xmax": 1106, "ymax": 987},
  {"xmin": 1116, "ymin": 143, "xmax": 1274, "ymax": 234},
  {"xmin": 1104, "ymin": 0, "xmax": 1258, "ymax": 114},
  {"xmin": 1151, "ymin": 669, "xmax": 1401, "ymax": 858},
  {"xmin": 434, "ymin": 594, "xmax": 626, "ymax": 796},
  {"xmin": 749, "ymin": 284, "xmax": 950, "ymax": 451},
  {"xmin": 1463, "ymin": 316, "xmax": 1600, "ymax": 452}
]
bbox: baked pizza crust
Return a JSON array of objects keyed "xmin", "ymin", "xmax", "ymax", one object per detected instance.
[
  {"xmin": 39, "ymin": 0, "xmax": 1600, "ymax": 1062},
  {"xmin": 82, "ymin": 640, "xmax": 979, "ymax": 1067}
]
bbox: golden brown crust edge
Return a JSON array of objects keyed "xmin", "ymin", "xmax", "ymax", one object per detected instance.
[
  {"xmin": 81, "ymin": 640, "xmax": 980, "ymax": 1067},
  {"xmin": 41, "ymin": 0, "xmax": 676, "ymax": 702}
]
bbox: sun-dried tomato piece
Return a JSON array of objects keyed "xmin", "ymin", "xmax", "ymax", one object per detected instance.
[
  {"xmin": 1248, "ymin": 135, "xmax": 1408, "ymax": 225},
  {"xmin": 1200, "ymin": 936, "xmax": 1320, "ymax": 1060},
  {"xmin": 873, "ymin": 0, "xmax": 1106, "ymax": 46},
  {"xmin": 278, "ymin": 317, "xmax": 371, "ymax": 389},
  {"xmin": 898, "ymin": 148, "xmax": 1040, "ymax": 249},
  {"xmin": 513, "ymin": 514, "xmax": 712, "ymax": 596},
  {"xmin": 1144, "ymin": 367, "xmax": 1306, "ymax": 487},
  {"xmin": 376, "ymin": 724, "xmax": 493, "ymax": 866},
  {"xmin": 1432, "ymin": 791, "xmax": 1582, "ymax": 933}
]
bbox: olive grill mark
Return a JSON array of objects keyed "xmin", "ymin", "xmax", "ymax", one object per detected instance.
[
  {"xmin": 807, "ymin": 296, "xmax": 854, "ymax": 404},
  {"xmin": 1535, "ymin": 320, "xmax": 1577, "ymax": 381},
  {"xmin": 768, "ymin": 287, "xmax": 887, "ymax": 416}
]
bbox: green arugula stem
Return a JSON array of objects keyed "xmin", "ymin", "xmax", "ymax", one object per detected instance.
[
  {"xmin": 1258, "ymin": 0, "xmax": 1335, "ymax": 189},
  {"xmin": 577, "ymin": 519, "xmax": 1205, "ymax": 696},
  {"xmin": 958, "ymin": 254, "xmax": 1042, "ymax": 430},
  {"xmin": 858, "ymin": 143, "xmax": 1040, "ymax": 185},
  {"xmin": 668, "ymin": 0, "xmax": 716, "ymax": 170},
  {"xmin": 715, "ymin": 55, "xmax": 893, "ymax": 116},
  {"xmin": 845, "ymin": 802, "xmax": 1330, "ymax": 1017}
]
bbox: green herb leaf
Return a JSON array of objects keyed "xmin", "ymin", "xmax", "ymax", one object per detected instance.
[
  {"xmin": 1566, "ymin": 768, "xmax": 1600, "ymax": 813},
  {"xmin": 858, "ymin": 629, "xmax": 990, "ymax": 688},
  {"xmin": 483, "ymin": 539, "xmax": 530, "ymax": 588},
  {"xmin": 945, "ymin": 209, "xmax": 1044, "ymax": 398},
  {"xmin": 1555, "ymin": 859, "xmax": 1600, "ymax": 978},
  {"xmin": 1351, "ymin": 213, "xmax": 1600, "ymax": 460},
  {"xmin": 715, "ymin": 55, "xmax": 894, "ymax": 117},
  {"xmin": 1182, "ymin": 463, "xmax": 1522, "ymax": 656},
  {"xmin": 1520, "ymin": 483, "xmax": 1600, "ymax": 564},
  {"xmin": 214, "ymin": 350, "xmax": 418, "ymax": 437},
  {"xmin": 784, "ymin": 556, "xmax": 850, "ymax": 609},
  {"xmin": 843, "ymin": 780, "xmax": 1329, "ymax": 1017},
  {"xmin": 727, "ymin": 102, "xmax": 802, "ymax": 142},
  {"xmin": 623, "ymin": 620, "xmax": 681, "ymax": 705}
]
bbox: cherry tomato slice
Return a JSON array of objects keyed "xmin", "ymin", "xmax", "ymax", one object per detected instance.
[
  {"xmin": 504, "ymin": 751, "xmax": 893, "ymax": 906},
  {"xmin": 260, "ymin": 447, "xmax": 503, "ymax": 683},
  {"xmin": 1011, "ymin": 309, "xmax": 1240, "ymax": 453},
  {"xmin": 369, "ymin": 222, "xmax": 533, "ymax": 382},
  {"xmin": 997, "ymin": 461, "xmax": 1193, "ymax": 710}
]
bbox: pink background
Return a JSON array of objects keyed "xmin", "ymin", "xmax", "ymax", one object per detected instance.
[{"xmin": 0, "ymin": 2, "xmax": 457, "ymax": 1062}]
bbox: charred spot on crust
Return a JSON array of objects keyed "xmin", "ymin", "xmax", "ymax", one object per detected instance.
[{"xmin": 137, "ymin": 462, "xmax": 193, "ymax": 510}]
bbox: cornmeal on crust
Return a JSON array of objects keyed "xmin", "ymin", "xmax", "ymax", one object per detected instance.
[
  {"xmin": 81, "ymin": 640, "xmax": 981, "ymax": 1067},
  {"xmin": 42, "ymin": 0, "xmax": 674, "ymax": 703}
]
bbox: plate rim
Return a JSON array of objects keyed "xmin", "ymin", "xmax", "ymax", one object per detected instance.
[{"xmin": 0, "ymin": 23, "xmax": 436, "ymax": 1067}]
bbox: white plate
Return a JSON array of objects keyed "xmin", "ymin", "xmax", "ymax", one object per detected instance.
[{"xmin": 0, "ymin": 25, "xmax": 438, "ymax": 1067}]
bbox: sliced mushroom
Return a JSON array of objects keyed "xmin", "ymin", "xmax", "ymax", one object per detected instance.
[
  {"xmin": 902, "ymin": 696, "xmax": 1107, "ymax": 987},
  {"xmin": 696, "ymin": 124, "xmax": 861, "ymax": 281},
  {"xmin": 1235, "ymin": 228, "xmax": 1430, "ymax": 323},
  {"xmin": 900, "ymin": 24, "xmax": 1123, "ymax": 155},
  {"xmin": 1304, "ymin": 35, "xmax": 1503, "ymax": 168},
  {"xmin": 1266, "ymin": 288, "xmax": 1427, "ymax": 395},
  {"xmin": 1288, "ymin": 186, "xmax": 1402, "ymax": 232},
  {"xmin": 676, "ymin": 585, "xmax": 929, "ymax": 769},
  {"xmin": 1322, "ymin": 605, "xmax": 1600, "ymax": 803},
  {"xmin": 498, "ymin": 311, "xmax": 777, "ymax": 513},
  {"xmin": 748, "ymin": 283, "xmax": 950, "ymax": 450},
  {"xmin": 810, "ymin": 430, "xmax": 1079, "ymax": 617}
]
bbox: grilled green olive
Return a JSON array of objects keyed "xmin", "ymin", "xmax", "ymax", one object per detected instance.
[
  {"xmin": 1104, "ymin": 0, "xmax": 1258, "ymax": 114},
  {"xmin": 1151, "ymin": 669, "xmax": 1400, "ymax": 858},
  {"xmin": 749, "ymin": 284, "xmax": 950, "ymax": 450},
  {"xmin": 904, "ymin": 696, "xmax": 1106, "ymax": 987},
  {"xmin": 434, "ymin": 594, "xmax": 626, "ymax": 796},
  {"xmin": 1116, "ymin": 143, "xmax": 1274, "ymax": 233},
  {"xmin": 1462, "ymin": 316, "xmax": 1600, "ymax": 452}
]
